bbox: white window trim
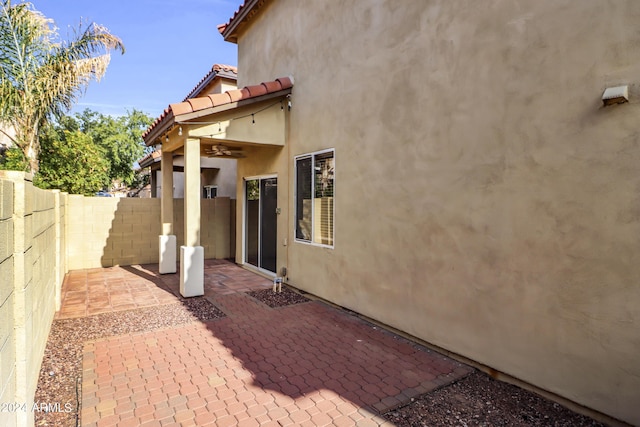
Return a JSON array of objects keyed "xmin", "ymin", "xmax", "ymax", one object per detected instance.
[{"xmin": 293, "ymin": 148, "xmax": 335, "ymax": 249}]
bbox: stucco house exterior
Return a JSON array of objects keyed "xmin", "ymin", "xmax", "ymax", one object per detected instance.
[
  {"xmin": 0, "ymin": 125, "xmax": 15, "ymax": 149},
  {"xmin": 137, "ymin": 148, "xmax": 236, "ymax": 199},
  {"xmin": 143, "ymin": 1, "xmax": 640, "ymax": 425}
]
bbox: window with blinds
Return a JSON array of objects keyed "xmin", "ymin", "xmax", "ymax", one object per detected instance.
[{"xmin": 295, "ymin": 149, "xmax": 334, "ymax": 247}]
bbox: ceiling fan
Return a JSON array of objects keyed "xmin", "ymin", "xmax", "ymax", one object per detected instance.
[{"xmin": 205, "ymin": 145, "xmax": 245, "ymax": 158}]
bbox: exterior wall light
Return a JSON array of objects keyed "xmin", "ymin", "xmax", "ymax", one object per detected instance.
[{"xmin": 602, "ymin": 85, "xmax": 629, "ymax": 106}]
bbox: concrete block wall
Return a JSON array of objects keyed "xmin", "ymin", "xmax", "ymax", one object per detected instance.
[
  {"xmin": 67, "ymin": 196, "xmax": 234, "ymax": 269},
  {"xmin": 28, "ymin": 186, "xmax": 59, "ymax": 404},
  {"xmin": 0, "ymin": 172, "xmax": 67, "ymax": 427},
  {"xmin": 0, "ymin": 176, "xmax": 16, "ymax": 427},
  {"xmin": 66, "ymin": 197, "xmax": 161, "ymax": 269},
  {"xmin": 54, "ymin": 191, "xmax": 67, "ymax": 311},
  {"xmin": 109, "ymin": 199, "xmax": 161, "ymax": 266},
  {"xmin": 201, "ymin": 198, "xmax": 232, "ymax": 259}
]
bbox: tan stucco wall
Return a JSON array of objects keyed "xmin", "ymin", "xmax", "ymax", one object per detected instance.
[
  {"xmin": 235, "ymin": 1, "xmax": 640, "ymax": 424},
  {"xmin": 156, "ymin": 156, "xmax": 237, "ymax": 199},
  {"xmin": 0, "ymin": 172, "xmax": 67, "ymax": 427},
  {"xmin": 216, "ymin": 80, "xmax": 237, "ymax": 95},
  {"xmin": 67, "ymin": 196, "xmax": 233, "ymax": 269},
  {"xmin": 201, "ymin": 157, "xmax": 237, "ymax": 198}
]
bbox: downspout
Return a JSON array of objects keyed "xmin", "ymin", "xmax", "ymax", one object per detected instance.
[
  {"xmin": 272, "ymin": 90, "xmax": 293, "ymax": 293},
  {"xmin": 284, "ymin": 93, "xmax": 292, "ymax": 287}
]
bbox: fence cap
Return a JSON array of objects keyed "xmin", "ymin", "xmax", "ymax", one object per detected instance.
[{"xmin": 0, "ymin": 170, "xmax": 33, "ymax": 182}]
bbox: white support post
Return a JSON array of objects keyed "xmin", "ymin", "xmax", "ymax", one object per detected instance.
[
  {"xmin": 180, "ymin": 137, "xmax": 204, "ymax": 297},
  {"xmin": 159, "ymin": 149, "xmax": 176, "ymax": 274}
]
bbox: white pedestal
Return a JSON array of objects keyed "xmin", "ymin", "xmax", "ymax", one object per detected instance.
[
  {"xmin": 159, "ymin": 235, "xmax": 177, "ymax": 274},
  {"xmin": 180, "ymin": 246, "xmax": 204, "ymax": 297}
]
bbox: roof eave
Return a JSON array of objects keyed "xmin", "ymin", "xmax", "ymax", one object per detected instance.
[
  {"xmin": 220, "ymin": 0, "xmax": 264, "ymax": 43},
  {"xmin": 138, "ymin": 155, "xmax": 160, "ymax": 169},
  {"xmin": 217, "ymin": 70, "xmax": 237, "ymax": 80},
  {"xmin": 184, "ymin": 67, "xmax": 238, "ymax": 101},
  {"xmin": 186, "ymin": 72, "xmax": 219, "ymax": 101},
  {"xmin": 143, "ymin": 111, "xmax": 175, "ymax": 146},
  {"xmin": 174, "ymin": 87, "xmax": 291, "ymax": 123}
]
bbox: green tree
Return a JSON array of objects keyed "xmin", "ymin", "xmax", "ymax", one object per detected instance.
[
  {"xmin": 76, "ymin": 109, "xmax": 153, "ymax": 187},
  {"xmin": 31, "ymin": 109, "xmax": 153, "ymax": 195},
  {"xmin": 0, "ymin": 145, "xmax": 27, "ymax": 170},
  {"xmin": 34, "ymin": 123, "xmax": 109, "ymax": 195},
  {"xmin": 0, "ymin": 0, "xmax": 124, "ymax": 173}
]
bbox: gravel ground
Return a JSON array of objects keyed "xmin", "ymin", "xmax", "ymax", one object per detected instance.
[
  {"xmin": 384, "ymin": 371, "xmax": 606, "ymax": 427},
  {"xmin": 247, "ymin": 286, "xmax": 311, "ymax": 307},
  {"xmin": 35, "ymin": 298, "xmax": 225, "ymax": 427}
]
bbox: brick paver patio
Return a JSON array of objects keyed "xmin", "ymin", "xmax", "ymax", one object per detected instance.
[
  {"xmin": 64, "ymin": 260, "xmax": 473, "ymax": 426},
  {"xmin": 57, "ymin": 260, "xmax": 271, "ymax": 319}
]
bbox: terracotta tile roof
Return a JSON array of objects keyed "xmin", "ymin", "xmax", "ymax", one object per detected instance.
[
  {"xmin": 183, "ymin": 64, "xmax": 238, "ymax": 101},
  {"xmin": 137, "ymin": 149, "xmax": 162, "ymax": 168},
  {"xmin": 142, "ymin": 76, "xmax": 293, "ymax": 145},
  {"xmin": 218, "ymin": 0, "xmax": 270, "ymax": 43},
  {"xmin": 213, "ymin": 63, "xmax": 237, "ymax": 74},
  {"xmin": 216, "ymin": 1, "xmax": 247, "ymax": 35}
]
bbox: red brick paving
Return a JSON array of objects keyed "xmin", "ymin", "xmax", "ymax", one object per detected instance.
[
  {"xmin": 57, "ymin": 260, "xmax": 271, "ymax": 319},
  {"xmin": 70, "ymin": 260, "xmax": 473, "ymax": 426}
]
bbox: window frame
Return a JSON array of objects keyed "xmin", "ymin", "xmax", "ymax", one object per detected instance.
[{"xmin": 293, "ymin": 148, "xmax": 335, "ymax": 248}]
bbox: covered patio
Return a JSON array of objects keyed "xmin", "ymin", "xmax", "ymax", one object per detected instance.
[{"xmin": 142, "ymin": 77, "xmax": 293, "ymax": 298}]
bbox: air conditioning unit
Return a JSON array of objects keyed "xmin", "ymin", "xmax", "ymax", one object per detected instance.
[{"xmin": 202, "ymin": 185, "xmax": 218, "ymax": 199}]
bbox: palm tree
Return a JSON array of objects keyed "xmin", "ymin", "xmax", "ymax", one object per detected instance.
[{"xmin": 0, "ymin": 0, "xmax": 124, "ymax": 172}]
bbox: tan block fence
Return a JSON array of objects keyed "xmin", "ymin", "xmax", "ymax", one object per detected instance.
[
  {"xmin": 67, "ymin": 194, "xmax": 234, "ymax": 270},
  {"xmin": 0, "ymin": 172, "xmax": 234, "ymax": 427}
]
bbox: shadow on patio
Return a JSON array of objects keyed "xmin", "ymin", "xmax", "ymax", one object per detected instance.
[{"xmin": 49, "ymin": 260, "xmax": 472, "ymax": 427}]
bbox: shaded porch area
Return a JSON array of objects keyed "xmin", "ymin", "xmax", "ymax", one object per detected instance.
[{"xmin": 142, "ymin": 76, "xmax": 293, "ymax": 298}]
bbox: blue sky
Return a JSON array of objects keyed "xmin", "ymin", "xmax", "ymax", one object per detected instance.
[{"xmin": 32, "ymin": 0, "xmax": 241, "ymax": 119}]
